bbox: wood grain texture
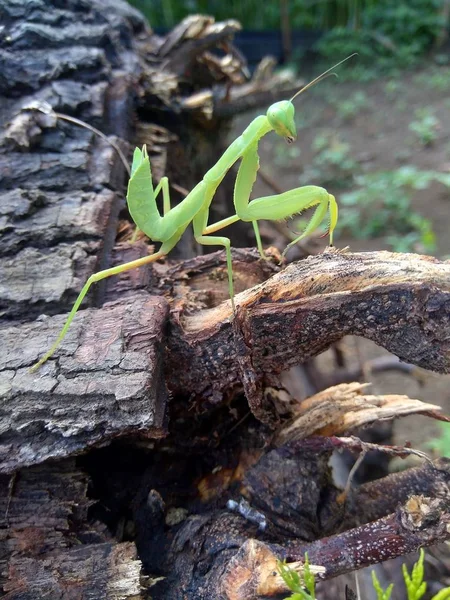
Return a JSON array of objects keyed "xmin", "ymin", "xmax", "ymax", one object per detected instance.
[
  {"xmin": 0, "ymin": 293, "xmax": 169, "ymax": 474},
  {"xmin": 0, "ymin": 461, "xmax": 142, "ymax": 599},
  {"xmin": 166, "ymin": 250, "xmax": 450, "ymax": 420}
]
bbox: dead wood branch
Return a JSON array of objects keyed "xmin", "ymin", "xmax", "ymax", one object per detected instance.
[
  {"xmin": 280, "ymin": 493, "xmax": 450, "ymax": 579},
  {"xmin": 166, "ymin": 249, "xmax": 450, "ymax": 415},
  {"xmin": 220, "ymin": 493, "xmax": 450, "ymax": 598},
  {"xmin": 147, "ymin": 445, "xmax": 450, "ymax": 598},
  {"xmin": 273, "ymin": 382, "xmax": 442, "ymax": 445}
]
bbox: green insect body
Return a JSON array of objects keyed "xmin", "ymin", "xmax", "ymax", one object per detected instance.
[{"xmin": 31, "ymin": 57, "xmax": 352, "ymax": 372}]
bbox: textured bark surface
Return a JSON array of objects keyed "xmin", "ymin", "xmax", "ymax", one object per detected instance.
[
  {"xmin": 1, "ymin": 293, "xmax": 169, "ymax": 474},
  {"xmin": 0, "ymin": 461, "xmax": 142, "ymax": 599},
  {"xmin": 1, "ymin": 1, "xmax": 450, "ymax": 598},
  {"xmin": 0, "ymin": 0, "xmax": 137, "ymax": 319},
  {"xmin": 0, "ymin": 1, "xmax": 148, "ymax": 596},
  {"xmin": 166, "ymin": 250, "xmax": 450, "ymax": 421}
]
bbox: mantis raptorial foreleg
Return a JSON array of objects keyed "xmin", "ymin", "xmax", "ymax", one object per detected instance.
[{"xmin": 32, "ymin": 56, "xmax": 355, "ymax": 371}]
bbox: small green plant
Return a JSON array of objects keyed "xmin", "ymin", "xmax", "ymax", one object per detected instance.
[
  {"xmin": 409, "ymin": 108, "xmax": 440, "ymax": 146},
  {"xmin": 403, "ymin": 549, "xmax": 427, "ymax": 600},
  {"xmin": 385, "ymin": 79, "xmax": 401, "ymax": 97},
  {"xmin": 278, "ymin": 554, "xmax": 316, "ymax": 600},
  {"xmin": 332, "ymin": 91, "xmax": 369, "ymax": 121},
  {"xmin": 428, "ymin": 423, "xmax": 450, "ymax": 457},
  {"xmin": 413, "ymin": 67, "xmax": 450, "ymax": 92},
  {"xmin": 372, "ymin": 571, "xmax": 394, "ymax": 600},
  {"xmin": 335, "ymin": 165, "xmax": 450, "ymax": 252},
  {"xmin": 281, "ymin": 550, "xmax": 450, "ymax": 600}
]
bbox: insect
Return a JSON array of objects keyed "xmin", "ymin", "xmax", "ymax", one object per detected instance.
[{"xmin": 31, "ymin": 56, "xmax": 354, "ymax": 372}]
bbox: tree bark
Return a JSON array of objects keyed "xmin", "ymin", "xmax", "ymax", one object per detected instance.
[{"xmin": 1, "ymin": 0, "xmax": 450, "ymax": 598}]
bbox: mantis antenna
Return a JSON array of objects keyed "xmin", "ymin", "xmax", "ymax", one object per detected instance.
[{"xmin": 290, "ymin": 53, "xmax": 358, "ymax": 102}]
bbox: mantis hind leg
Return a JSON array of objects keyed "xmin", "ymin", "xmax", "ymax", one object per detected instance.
[
  {"xmin": 31, "ymin": 229, "xmax": 182, "ymax": 371},
  {"xmin": 231, "ymin": 143, "xmax": 337, "ymax": 253},
  {"xmin": 237, "ymin": 186, "xmax": 337, "ymax": 256}
]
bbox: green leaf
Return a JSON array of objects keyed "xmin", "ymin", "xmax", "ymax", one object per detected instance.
[
  {"xmin": 372, "ymin": 570, "xmax": 394, "ymax": 600},
  {"xmin": 403, "ymin": 549, "xmax": 427, "ymax": 600},
  {"xmin": 277, "ymin": 558, "xmax": 317, "ymax": 600},
  {"xmin": 431, "ymin": 588, "xmax": 450, "ymax": 600},
  {"xmin": 303, "ymin": 554, "xmax": 316, "ymax": 597}
]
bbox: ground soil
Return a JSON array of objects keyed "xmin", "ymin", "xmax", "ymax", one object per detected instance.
[{"xmin": 232, "ymin": 60, "xmax": 450, "ymax": 455}]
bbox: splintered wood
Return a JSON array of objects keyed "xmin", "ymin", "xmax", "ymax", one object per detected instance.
[{"xmin": 274, "ymin": 382, "xmax": 442, "ymax": 445}]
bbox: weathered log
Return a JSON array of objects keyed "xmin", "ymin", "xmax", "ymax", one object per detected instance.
[
  {"xmin": 166, "ymin": 249, "xmax": 450, "ymax": 421},
  {"xmin": 3, "ymin": 248, "xmax": 448, "ymax": 450},
  {"xmin": 0, "ymin": 2, "xmax": 154, "ymax": 595},
  {"xmin": 2, "ymin": 248, "xmax": 448, "ymax": 466},
  {"xmin": 0, "ymin": 0, "xmax": 140, "ymax": 322},
  {"xmin": 0, "ymin": 293, "xmax": 169, "ymax": 474},
  {"xmin": 0, "ymin": 460, "xmax": 142, "ymax": 599},
  {"xmin": 143, "ymin": 442, "xmax": 450, "ymax": 598}
]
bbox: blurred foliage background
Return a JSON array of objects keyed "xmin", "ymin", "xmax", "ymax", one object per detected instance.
[{"xmin": 129, "ymin": 0, "xmax": 450, "ymax": 70}]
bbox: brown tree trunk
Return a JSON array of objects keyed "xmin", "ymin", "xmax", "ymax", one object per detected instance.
[{"xmin": 1, "ymin": 1, "xmax": 449, "ymax": 598}]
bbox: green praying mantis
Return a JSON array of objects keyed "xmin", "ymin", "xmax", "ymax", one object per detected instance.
[{"xmin": 31, "ymin": 56, "xmax": 354, "ymax": 372}]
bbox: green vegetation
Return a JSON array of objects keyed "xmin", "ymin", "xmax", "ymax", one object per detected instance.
[
  {"xmin": 413, "ymin": 67, "xmax": 450, "ymax": 92},
  {"xmin": 128, "ymin": 0, "xmax": 447, "ymax": 41},
  {"xmin": 315, "ymin": 1, "xmax": 448, "ymax": 75},
  {"xmin": 127, "ymin": 1, "xmax": 449, "ymax": 79},
  {"xmin": 428, "ymin": 423, "xmax": 450, "ymax": 457},
  {"xmin": 279, "ymin": 550, "xmax": 450, "ymax": 600},
  {"xmin": 336, "ymin": 166, "xmax": 450, "ymax": 252},
  {"xmin": 372, "ymin": 572, "xmax": 394, "ymax": 600},
  {"xmin": 408, "ymin": 108, "xmax": 440, "ymax": 146},
  {"xmin": 331, "ymin": 91, "xmax": 370, "ymax": 122},
  {"xmin": 294, "ymin": 129, "xmax": 449, "ymax": 252},
  {"xmin": 299, "ymin": 131, "xmax": 359, "ymax": 187},
  {"xmin": 278, "ymin": 555, "xmax": 316, "ymax": 600}
]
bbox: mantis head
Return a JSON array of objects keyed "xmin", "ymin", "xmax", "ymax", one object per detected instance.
[
  {"xmin": 267, "ymin": 54, "xmax": 358, "ymax": 144},
  {"xmin": 267, "ymin": 101, "xmax": 296, "ymax": 143}
]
